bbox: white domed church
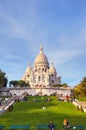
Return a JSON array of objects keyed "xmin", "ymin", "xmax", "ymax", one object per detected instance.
[{"xmin": 22, "ymin": 46, "xmax": 61, "ymax": 88}]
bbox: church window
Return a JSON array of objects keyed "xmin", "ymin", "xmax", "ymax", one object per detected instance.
[
  {"xmin": 51, "ymin": 74, "xmax": 54, "ymax": 77},
  {"xmin": 35, "ymin": 69, "xmax": 37, "ymax": 72},
  {"xmin": 39, "ymin": 76, "xmax": 41, "ymax": 81},
  {"xmin": 52, "ymin": 80, "xmax": 54, "ymax": 83},
  {"xmin": 45, "ymin": 68, "xmax": 46, "ymax": 72}
]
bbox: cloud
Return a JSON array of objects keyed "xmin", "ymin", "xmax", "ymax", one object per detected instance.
[
  {"xmin": 0, "ymin": 9, "xmax": 48, "ymax": 53},
  {"xmin": 4, "ymin": 54, "xmax": 23, "ymax": 60},
  {"xmin": 46, "ymin": 47, "xmax": 81, "ymax": 66},
  {"xmin": 0, "ymin": 11, "xmax": 27, "ymax": 38}
]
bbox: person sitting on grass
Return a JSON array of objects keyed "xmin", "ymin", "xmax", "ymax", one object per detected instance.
[
  {"xmin": 63, "ymin": 118, "xmax": 71, "ymax": 129},
  {"xmin": 48, "ymin": 120, "xmax": 55, "ymax": 130}
]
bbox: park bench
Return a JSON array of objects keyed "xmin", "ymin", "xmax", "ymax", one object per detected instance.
[
  {"xmin": 72, "ymin": 125, "xmax": 84, "ymax": 130},
  {"xmin": 0, "ymin": 125, "xmax": 4, "ymax": 130},
  {"xmin": 63, "ymin": 125, "xmax": 84, "ymax": 130},
  {"xmin": 37, "ymin": 124, "xmax": 56, "ymax": 130},
  {"xmin": 10, "ymin": 125, "xmax": 30, "ymax": 130}
]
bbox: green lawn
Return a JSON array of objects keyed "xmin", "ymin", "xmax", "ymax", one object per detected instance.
[{"xmin": 0, "ymin": 96, "xmax": 86, "ymax": 130}]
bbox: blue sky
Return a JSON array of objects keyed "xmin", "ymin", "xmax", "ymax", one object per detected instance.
[{"xmin": 0, "ymin": 0, "xmax": 86, "ymax": 87}]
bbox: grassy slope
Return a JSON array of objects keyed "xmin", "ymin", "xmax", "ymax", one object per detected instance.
[
  {"xmin": 0, "ymin": 96, "xmax": 86, "ymax": 130},
  {"xmin": 77, "ymin": 96, "xmax": 86, "ymax": 101}
]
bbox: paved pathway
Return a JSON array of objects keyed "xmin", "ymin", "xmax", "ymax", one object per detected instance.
[
  {"xmin": 0, "ymin": 96, "xmax": 20, "ymax": 115},
  {"xmin": 73, "ymin": 99, "xmax": 86, "ymax": 112},
  {"xmin": 77, "ymin": 102, "xmax": 86, "ymax": 109}
]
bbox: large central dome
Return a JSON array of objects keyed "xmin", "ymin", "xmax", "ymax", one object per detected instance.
[{"xmin": 34, "ymin": 46, "xmax": 49, "ymax": 67}]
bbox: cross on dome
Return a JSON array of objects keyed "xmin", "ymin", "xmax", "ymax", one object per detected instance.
[
  {"xmin": 40, "ymin": 46, "xmax": 43, "ymax": 54},
  {"xmin": 28, "ymin": 61, "xmax": 31, "ymax": 66}
]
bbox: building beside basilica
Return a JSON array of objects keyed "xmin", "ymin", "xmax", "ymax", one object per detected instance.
[{"xmin": 22, "ymin": 46, "xmax": 61, "ymax": 87}]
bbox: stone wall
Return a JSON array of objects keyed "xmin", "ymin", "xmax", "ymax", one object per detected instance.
[{"xmin": 9, "ymin": 87, "xmax": 72, "ymax": 96}]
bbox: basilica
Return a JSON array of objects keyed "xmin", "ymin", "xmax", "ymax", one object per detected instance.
[{"xmin": 22, "ymin": 46, "xmax": 61, "ymax": 88}]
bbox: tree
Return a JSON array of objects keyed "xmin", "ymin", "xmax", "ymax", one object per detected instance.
[
  {"xmin": 80, "ymin": 77, "xmax": 86, "ymax": 96},
  {"xmin": 74, "ymin": 77, "xmax": 86, "ymax": 96},
  {"xmin": 52, "ymin": 84, "xmax": 62, "ymax": 87},
  {"xmin": 18, "ymin": 80, "xmax": 29, "ymax": 87},
  {"xmin": 62, "ymin": 83, "xmax": 68, "ymax": 88},
  {"xmin": 9, "ymin": 80, "xmax": 18, "ymax": 87},
  {"xmin": 0, "ymin": 69, "xmax": 8, "ymax": 88},
  {"xmin": 9, "ymin": 80, "xmax": 30, "ymax": 87}
]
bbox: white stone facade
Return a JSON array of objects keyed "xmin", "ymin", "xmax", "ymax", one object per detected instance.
[{"xmin": 22, "ymin": 46, "xmax": 61, "ymax": 87}]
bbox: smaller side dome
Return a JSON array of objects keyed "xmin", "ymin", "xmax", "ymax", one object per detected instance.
[
  {"xmin": 49, "ymin": 62, "xmax": 57, "ymax": 75},
  {"xmin": 25, "ymin": 62, "xmax": 32, "ymax": 74}
]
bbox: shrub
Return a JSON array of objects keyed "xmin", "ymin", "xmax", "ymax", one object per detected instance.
[
  {"xmin": 7, "ymin": 104, "xmax": 13, "ymax": 112},
  {"xmin": 23, "ymin": 96, "xmax": 27, "ymax": 101},
  {"xmin": 76, "ymin": 105, "xmax": 79, "ymax": 110},
  {"xmin": 80, "ymin": 105, "xmax": 84, "ymax": 112}
]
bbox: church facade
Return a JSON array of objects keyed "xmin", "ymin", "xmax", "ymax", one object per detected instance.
[{"xmin": 22, "ymin": 46, "xmax": 61, "ymax": 88}]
